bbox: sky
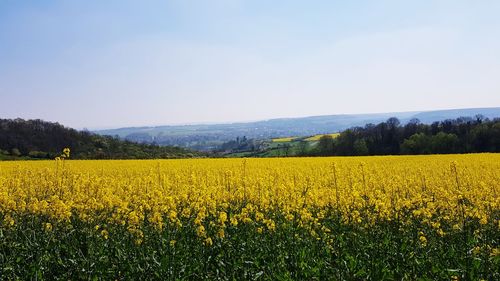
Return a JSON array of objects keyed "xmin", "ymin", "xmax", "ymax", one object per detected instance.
[{"xmin": 1, "ymin": 0, "xmax": 500, "ymax": 129}]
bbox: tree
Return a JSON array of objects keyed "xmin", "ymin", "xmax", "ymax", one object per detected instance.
[
  {"xmin": 312, "ymin": 117, "xmax": 500, "ymax": 156},
  {"xmin": 317, "ymin": 135, "xmax": 335, "ymax": 156},
  {"xmin": 0, "ymin": 118, "xmax": 200, "ymax": 159},
  {"xmin": 297, "ymin": 141, "xmax": 309, "ymax": 156},
  {"xmin": 387, "ymin": 117, "xmax": 400, "ymax": 128},
  {"xmin": 28, "ymin": 151, "xmax": 49, "ymax": 158},
  {"xmin": 334, "ymin": 130, "xmax": 356, "ymax": 156},
  {"xmin": 353, "ymin": 139, "xmax": 369, "ymax": 155},
  {"xmin": 283, "ymin": 143, "xmax": 291, "ymax": 156},
  {"xmin": 403, "ymin": 118, "xmax": 421, "ymax": 139},
  {"xmin": 471, "ymin": 123, "xmax": 491, "ymax": 152},
  {"xmin": 431, "ymin": 132, "xmax": 459, "ymax": 154},
  {"xmin": 385, "ymin": 117, "xmax": 401, "ymax": 154},
  {"xmin": 400, "ymin": 133, "xmax": 431, "ymax": 154},
  {"xmin": 491, "ymin": 122, "xmax": 500, "ymax": 152},
  {"xmin": 11, "ymin": 148, "xmax": 21, "ymax": 157}
]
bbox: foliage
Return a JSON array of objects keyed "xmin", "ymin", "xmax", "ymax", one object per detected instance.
[
  {"xmin": 217, "ymin": 136, "xmax": 264, "ymax": 153},
  {"xmin": 222, "ymin": 116, "xmax": 500, "ymax": 158},
  {"xmin": 314, "ymin": 116, "xmax": 500, "ymax": 156},
  {"xmin": 0, "ymin": 155, "xmax": 499, "ymax": 279},
  {"xmin": 0, "ymin": 118, "xmax": 201, "ymax": 160},
  {"xmin": 317, "ymin": 135, "xmax": 335, "ymax": 155}
]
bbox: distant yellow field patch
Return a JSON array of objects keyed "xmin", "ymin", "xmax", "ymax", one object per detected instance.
[
  {"xmin": 305, "ymin": 133, "xmax": 340, "ymax": 141},
  {"xmin": 272, "ymin": 137, "xmax": 297, "ymax": 142}
]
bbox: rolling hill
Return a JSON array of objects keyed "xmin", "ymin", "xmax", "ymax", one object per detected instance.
[
  {"xmin": 96, "ymin": 107, "xmax": 500, "ymax": 150},
  {"xmin": 0, "ymin": 118, "xmax": 201, "ymax": 160}
]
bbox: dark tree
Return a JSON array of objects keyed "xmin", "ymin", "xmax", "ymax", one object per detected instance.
[
  {"xmin": 313, "ymin": 117, "xmax": 500, "ymax": 156},
  {"xmin": 0, "ymin": 118, "xmax": 201, "ymax": 160},
  {"xmin": 317, "ymin": 135, "xmax": 335, "ymax": 156}
]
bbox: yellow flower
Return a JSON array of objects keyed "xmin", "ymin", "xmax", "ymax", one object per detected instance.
[
  {"xmin": 3, "ymin": 215, "xmax": 15, "ymax": 227},
  {"xmin": 204, "ymin": 237, "xmax": 213, "ymax": 246},
  {"xmin": 419, "ymin": 232, "xmax": 427, "ymax": 246},
  {"xmin": 63, "ymin": 148, "xmax": 70, "ymax": 157},
  {"xmin": 217, "ymin": 228, "xmax": 225, "ymax": 239},
  {"xmin": 101, "ymin": 229, "xmax": 109, "ymax": 240},
  {"xmin": 1, "ymin": 152, "xmax": 499, "ymax": 265},
  {"xmin": 169, "ymin": 210, "xmax": 178, "ymax": 223},
  {"xmin": 218, "ymin": 211, "xmax": 228, "ymax": 226},
  {"xmin": 196, "ymin": 225, "xmax": 206, "ymax": 238},
  {"xmin": 128, "ymin": 211, "xmax": 141, "ymax": 226},
  {"xmin": 230, "ymin": 216, "xmax": 238, "ymax": 227},
  {"xmin": 490, "ymin": 248, "xmax": 500, "ymax": 257},
  {"xmin": 264, "ymin": 219, "xmax": 276, "ymax": 231},
  {"xmin": 149, "ymin": 211, "xmax": 164, "ymax": 231},
  {"xmin": 472, "ymin": 246, "xmax": 481, "ymax": 255},
  {"xmin": 44, "ymin": 222, "xmax": 52, "ymax": 232}
]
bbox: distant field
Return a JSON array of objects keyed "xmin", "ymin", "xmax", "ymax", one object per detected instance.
[
  {"xmin": 271, "ymin": 137, "xmax": 298, "ymax": 142},
  {"xmin": 272, "ymin": 133, "xmax": 339, "ymax": 143},
  {"xmin": 304, "ymin": 133, "xmax": 340, "ymax": 141}
]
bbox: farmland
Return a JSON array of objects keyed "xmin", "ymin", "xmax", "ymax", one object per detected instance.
[
  {"xmin": 225, "ymin": 133, "xmax": 340, "ymax": 157},
  {"xmin": 304, "ymin": 133, "xmax": 340, "ymax": 142},
  {"xmin": 0, "ymin": 154, "xmax": 499, "ymax": 280},
  {"xmin": 272, "ymin": 133, "xmax": 340, "ymax": 143}
]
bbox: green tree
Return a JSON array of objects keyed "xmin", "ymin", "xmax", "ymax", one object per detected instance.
[
  {"xmin": 11, "ymin": 148, "xmax": 21, "ymax": 157},
  {"xmin": 297, "ymin": 141, "xmax": 309, "ymax": 156},
  {"xmin": 491, "ymin": 123, "xmax": 500, "ymax": 152},
  {"xmin": 431, "ymin": 132, "xmax": 459, "ymax": 154},
  {"xmin": 353, "ymin": 139, "xmax": 369, "ymax": 155},
  {"xmin": 400, "ymin": 133, "xmax": 431, "ymax": 154},
  {"xmin": 334, "ymin": 129, "xmax": 356, "ymax": 155},
  {"xmin": 317, "ymin": 135, "xmax": 335, "ymax": 156},
  {"xmin": 28, "ymin": 151, "xmax": 49, "ymax": 159}
]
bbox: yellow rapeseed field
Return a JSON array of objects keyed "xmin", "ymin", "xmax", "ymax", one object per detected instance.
[
  {"xmin": 1, "ymin": 154, "xmax": 499, "ymax": 279},
  {"xmin": 1, "ymin": 154, "xmax": 499, "ymax": 240},
  {"xmin": 271, "ymin": 137, "xmax": 297, "ymax": 142},
  {"xmin": 304, "ymin": 133, "xmax": 340, "ymax": 141}
]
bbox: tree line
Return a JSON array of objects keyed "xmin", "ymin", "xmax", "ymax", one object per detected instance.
[
  {"xmin": 0, "ymin": 118, "xmax": 201, "ymax": 160},
  {"xmin": 314, "ymin": 116, "xmax": 500, "ymax": 156}
]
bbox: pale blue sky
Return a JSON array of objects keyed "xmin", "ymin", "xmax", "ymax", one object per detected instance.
[{"xmin": 1, "ymin": 0, "xmax": 500, "ymax": 129}]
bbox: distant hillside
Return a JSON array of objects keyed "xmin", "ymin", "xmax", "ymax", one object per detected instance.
[
  {"xmin": 221, "ymin": 116, "xmax": 500, "ymax": 158},
  {"xmin": 0, "ymin": 118, "xmax": 201, "ymax": 160},
  {"xmin": 96, "ymin": 107, "xmax": 500, "ymax": 150}
]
